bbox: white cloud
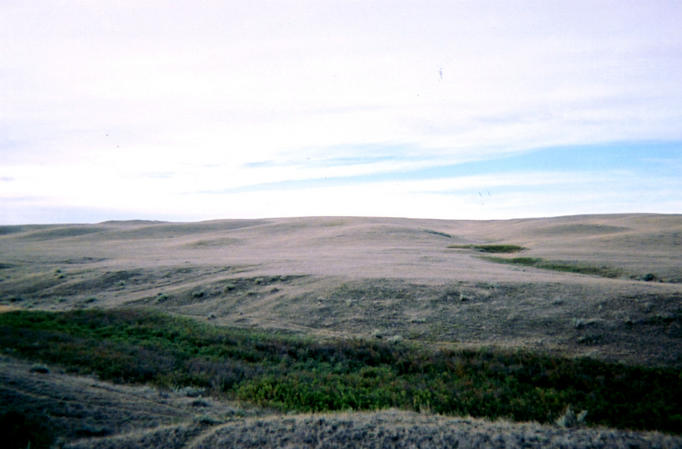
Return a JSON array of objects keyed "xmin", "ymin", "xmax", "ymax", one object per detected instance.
[{"xmin": 1, "ymin": 1, "xmax": 681, "ymax": 222}]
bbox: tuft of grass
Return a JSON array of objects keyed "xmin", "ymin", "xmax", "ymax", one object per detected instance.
[
  {"xmin": 555, "ymin": 406, "xmax": 588, "ymax": 428},
  {"xmin": 0, "ymin": 309, "xmax": 680, "ymax": 433},
  {"xmin": 448, "ymin": 244, "xmax": 526, "ymax": 253},
  {"xmin": 29, "ymin": 363, "xmax": 50, "ymax": 374},
  {"xmin": 481, "ymin": 256, "xmax": 623, "ymax": 278}
]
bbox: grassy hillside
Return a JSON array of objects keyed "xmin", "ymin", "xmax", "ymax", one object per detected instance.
[{"xmin": 1, "ymin": 214, "xmax": 681, "ymax": 447}]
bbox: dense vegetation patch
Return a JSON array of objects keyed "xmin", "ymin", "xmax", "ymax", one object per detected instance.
[
  {"xmin": 1, "ymin": 309, "xmax": 680, "ymax": 433},
  {"xmin": 448, "ymin": 244, "xmax": 526, "ymax": 253},
  {"xmin": 482, "ymin": 256, "xmax": 623, "ymax": 278}
]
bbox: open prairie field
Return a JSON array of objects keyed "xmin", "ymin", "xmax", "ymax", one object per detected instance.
[{"xmin": 1, "ymin": 214, "xmax": 681, "ymax": 448}]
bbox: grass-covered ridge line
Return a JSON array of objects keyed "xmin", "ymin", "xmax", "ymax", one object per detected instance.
[
  {"xmin": 482, "ymin": 256, "xmax": 624, "ymax": 278},
  {"xmin": 448, "ymin": 244, "xmax": 526, "ymax": 253},
  {"xmin": 1, "ymin": 309, "xmax": 680, "ymax": 433}
]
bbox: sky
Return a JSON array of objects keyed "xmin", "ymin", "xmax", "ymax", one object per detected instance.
[{"xmin": 1, "ymin": 0, "xmax": 681, "ymax": 224}]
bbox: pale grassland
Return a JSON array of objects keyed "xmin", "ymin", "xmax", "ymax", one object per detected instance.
[{"xmin": 1, "ymin": 214, "xmax": 681, "ymax": 448}]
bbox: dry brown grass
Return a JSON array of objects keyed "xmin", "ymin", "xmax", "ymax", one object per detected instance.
[
  {"xmin": 0, "ymin": 304, "xmax": 21, "ymax": 313},
  {"xmin": 1, "ymin": 214, "xmax": 680, "ymax": 366}
]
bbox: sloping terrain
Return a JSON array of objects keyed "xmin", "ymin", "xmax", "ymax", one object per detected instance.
[
  {"xmin": 1, "ymin": 214, "xmax": 680, "ymax": 366},
  {"xmin": 1, "ymin": 214, "xmax": 681, "ymax": 447},
  {"xmin": 2, "ymin": 357, "xmax": 680, "ymax": 449},
  {"xmin": 0, "ymin": 356, "xmax": 257, "ymax": 448}
]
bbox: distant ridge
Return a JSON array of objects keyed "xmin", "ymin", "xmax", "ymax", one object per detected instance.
[{"xmin": 99, "ymin": 220, "xmax": 167, "ymax": 225}]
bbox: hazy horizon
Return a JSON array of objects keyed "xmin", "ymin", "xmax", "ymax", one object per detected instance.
[{"xmin": 2, "ymin": 1, "xmax": 681, "ymax": 224}]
